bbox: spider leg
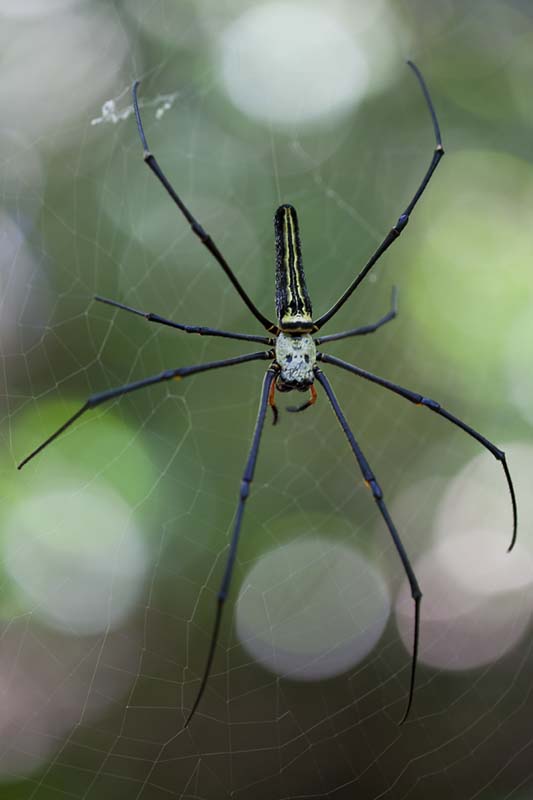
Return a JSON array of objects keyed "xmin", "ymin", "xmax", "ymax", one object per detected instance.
[
  {"xmin": 315, "ymin": 367, "xmax": 420, "ymax": 724},
  {"xmin": 286, "ymin": 384, "xmax": 317, "ymax": 414},
  {"xmin": 314, "ymin": 62, "xmax": 444, "ymax": 330},
  {"xmin": 318, "ymin": 352, "xmax": 517, "ymax": 551},
  {"xmin": 315, "ymin": 287, "xmax": 398, "ymax": 345},
  {"xmin": 268, "ymin": 376, "xmax": 279, "ymax": 425},
  {"xmin": 18, "ymin": 351, "xmax": 271, "ymax": 470},
  {"xmin": 132, "ymin": 82, "xmax": 277, "ymax": 334},
  {"xmin": 95, "ymin": 295, "xmax": 274, "ymax": 345},
  {"xmin": 184, "ymin": 366, "xmax": 278, "ymax": 727}
]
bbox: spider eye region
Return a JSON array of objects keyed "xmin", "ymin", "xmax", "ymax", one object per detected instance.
[{"xmin": 275, "ymin": 332, "xmax": 316, "ymax": 389}]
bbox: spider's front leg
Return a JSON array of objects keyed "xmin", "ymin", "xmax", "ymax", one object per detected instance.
[
  {"xmin": 94, "ymin": 295, "xmax": 274, "ymax": 345},
  {"xmin": 132, "ymin": 81, "xmax": 277, "ymax": 334},
  {"xmin": 18, "ymin": 352, "xmax": 271, "ymax": 469},
  {"xmin": 314, "ymin": 62, "xmax": 444, "ymax": 331}
]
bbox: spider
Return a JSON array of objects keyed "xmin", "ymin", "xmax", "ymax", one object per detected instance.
[{"xmin": 19, "ymin": 61, "xmax": 517, "ymax": 726}]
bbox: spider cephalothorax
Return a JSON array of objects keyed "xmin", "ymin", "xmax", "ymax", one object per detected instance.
[
  {"xmin": 19, "ymin": 63, "xmax": 517, "ymax": 730},
  {"xmin": 275, "ymin": 331, "xmax": 316, "ymax": 391}
]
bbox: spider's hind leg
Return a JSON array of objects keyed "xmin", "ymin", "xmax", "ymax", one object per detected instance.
[
  {"xmin": 318, "ymin": 352, "xmax": 517, "ymax": 552},
  {"xmin": 315, "ymin": 367, "xmax": 421, "ymax": 724},
  {"xmin": 184, "ymin": 367, "xmax": 278, "ymax": 727}
]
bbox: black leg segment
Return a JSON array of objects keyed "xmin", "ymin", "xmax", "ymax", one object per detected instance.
[
  {"xmin": 132, "ymin": 82, "xmax": 277, "ymax": 334},
  {"xmin": 18, "ymin": 351, "xmax": 271, "ymax": 470},
  {"xmin": 184, "ymin": 367, "xmax": 278, "ymax": 727},
  {"xmin": 315, "ymin": 367, "xmax": 421, "ymax": 724},
  {"xmin": 314, "ymin": 62, "xmax": 444, "ymax": 330},
  {"xmin": 315, "ymin": 286, "xmax": 398, "ymax": 345},
  {"xmin": 95, "ymin": 295, "xmax": 274, "ymax": 345},
  {"xmin": 318, "ymin": 352, "xmax": 517, "ymax": 552}
]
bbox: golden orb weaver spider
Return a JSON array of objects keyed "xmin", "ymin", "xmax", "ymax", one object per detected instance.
[{"xmin": 19, "ymin": 62, "xmax": 517, "ymax": 726}]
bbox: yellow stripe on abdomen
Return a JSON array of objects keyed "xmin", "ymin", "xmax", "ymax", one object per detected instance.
[{"xmin": 274, "ymin": 204, "xmax": 313, "ymax": 331}]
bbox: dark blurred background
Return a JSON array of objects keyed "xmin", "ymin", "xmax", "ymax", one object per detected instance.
[{"xmin": 1, "ymin": 0, "xmax": 533, "ymax": 797}]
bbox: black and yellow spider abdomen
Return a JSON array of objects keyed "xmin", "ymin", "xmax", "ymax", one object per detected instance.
[{"xmin": 274, "ymin": 204, "xmax": 314, "ymax": 332}]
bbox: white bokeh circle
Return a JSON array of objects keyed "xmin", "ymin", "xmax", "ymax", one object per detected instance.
[
  {"xmin": 218, "ymin": 2, "xmax": 369, "ymax": 126},
  {"xmin": 396, "ymin": 545, "xmax": 531, "ymax": 672},
  {"xmin": 236, "ymin": 536, "xmax": 390, "ymax": 681},
  {"xmin": 5, "ymin": 483, "xmax": 149, "ymax": 635},
  {"xmin": 0, "ymin": 8, "xmax": 129, "ymax": 142},
  {"xmin": 0, "ymin": 0, "xmax": 86, "ymax": 18}
]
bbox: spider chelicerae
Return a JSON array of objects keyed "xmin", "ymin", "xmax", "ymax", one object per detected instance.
[{"xmin": 19, "ymin": 62, "xmax": 517, "ymax": 726}]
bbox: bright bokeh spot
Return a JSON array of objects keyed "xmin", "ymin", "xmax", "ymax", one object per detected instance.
[
  {"xmin": 0, "ymin": 212, "xmax": 49, "ymax": 353},
  {"xmin": 396, "ymin": 545, "xmax": 530, "ymax": 671},
  {"xmin": 437, "ymin": 527, "xmax": 533, "ymax": 596},
  {"xmin": 396, "ymin": 442, "xmax": 533, "ymax": 672},
  {"xmin": 434, "ymin": 442, "xmax": 532, "ymax": 562},
  {"xmin": 431, "ymin": 442, "xmax": 533, "ymax": 593},
  {"xmin": 0, "ymin": 129, "xmax": 44, "ymax": 223},
  {"xmin": 5, "ymin": 484, "xmax": 148, "ymax": 634},
  {"xmin": 0, "ymin": 0, "xmax": 85, "ymax": 17},
  {"xmin": 218, "ymin": 2, "xmax": 369, "ymax": 126},
  {"xmin": 236, "ymin": 536, "xmax": 390, "ymax": 681},
  {"xmin": 0, "ymin": 6, "xmax": 129, "ymax": 142},
  {"xmin": 405, "ymin": 150, "xmax": 533, "ymax": 387}
]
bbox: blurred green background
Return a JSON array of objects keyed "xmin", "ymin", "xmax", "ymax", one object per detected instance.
[{"xmin": 2, "ymin": 0, "xmax": 533, "ymax": 797}]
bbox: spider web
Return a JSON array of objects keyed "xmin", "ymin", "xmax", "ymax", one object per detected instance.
[{"xmin": 2, "ymin": 1, "xmax": 533, "ymax": 798}]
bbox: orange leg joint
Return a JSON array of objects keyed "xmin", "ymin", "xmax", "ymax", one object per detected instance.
[{"xmin": 268, "ymin": 378, "xmax": 279, "ymax": 425}]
